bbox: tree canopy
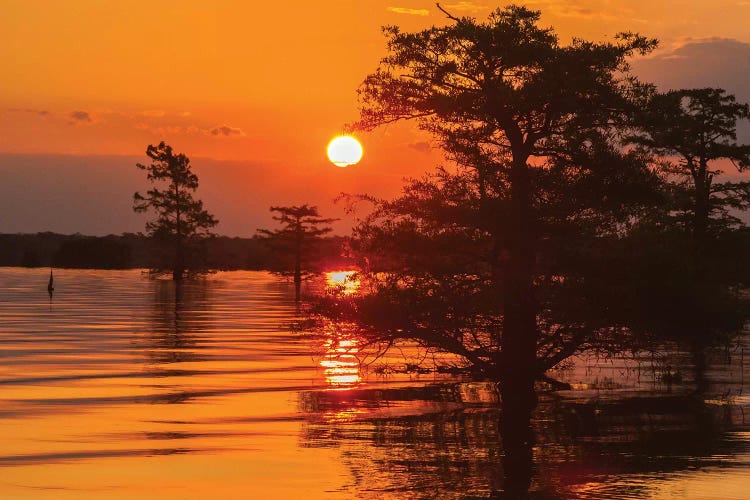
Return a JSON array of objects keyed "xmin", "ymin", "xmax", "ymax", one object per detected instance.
[
  {"xmin": 629, "ymin": 88, "xmax": 750, "ymax": 240},
  {"xmin": 356, "ymin": 5, "xmax": 656, "ymax": 160},
  {"xmin": 617, "ymin": 88, "xmax": 750, "ymax": 361}
]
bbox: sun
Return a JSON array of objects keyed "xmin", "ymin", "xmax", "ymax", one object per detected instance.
[{"xmin": 327, "ymin": 135, "xmax": 363, "ymax": 167}]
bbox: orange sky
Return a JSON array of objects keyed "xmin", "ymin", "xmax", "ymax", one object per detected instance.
[{"xmin": 2, "ymin": 1, "xmax": 750, "ymax": 235}]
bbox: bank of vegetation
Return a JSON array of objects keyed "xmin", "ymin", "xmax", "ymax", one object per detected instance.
[{"xmin": 0, "ymin": 232, "xmax": 351, "ymax": 273}]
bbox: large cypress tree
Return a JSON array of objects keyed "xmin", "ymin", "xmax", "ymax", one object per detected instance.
[{"xmin": 349, "ymin": 6, "xmax": 656, "ymax": 495}]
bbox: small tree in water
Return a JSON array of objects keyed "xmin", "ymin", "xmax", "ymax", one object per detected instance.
[
  {"xmin": 625, "ymin": 89, "xmax": 750, "ymax": 386},
  {"xmin": 257, "ymin": 205, "xmax": 337, "ymax": 296},
  {"xmin": 133, "ymin": 142, "xmax": 218, "ymax": 280},
  {"xmin": 630, "ymin": 88, "xmax": 750, "ymax": 246}
]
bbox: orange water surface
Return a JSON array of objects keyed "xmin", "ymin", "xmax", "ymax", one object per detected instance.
[{"xmin": 1, "ymin": 268, "xmax": 749, "ymax": 499}]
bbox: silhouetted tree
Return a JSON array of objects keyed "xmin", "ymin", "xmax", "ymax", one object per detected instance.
[
  {"xmin": 20, "ymin": 248, "xmax": 40, "ymax": 267},
  {"xmin": 257, "ymin": 205, "xmax": 337, "ymax": 296},
  {"xmin": 53, "ymin": 237, "xmax": 131, "ymax": 269},
  {"xmin": 330, "ymin": 5, "xmax": 658, "ymax": 495},
  {"xmin": 629, "ymin": 88, "xmax": 750, "ymax": 247},
  {"xmin": 626, "ymin": 89, "xmax": 750, "ymax": 387},
  {"xmin": 306, "ymin": 6, "xmax": 656, "ymax": 498},
  {"xmin": 133, "ymin": 142, "xmax": 218, "ymax": 280}
]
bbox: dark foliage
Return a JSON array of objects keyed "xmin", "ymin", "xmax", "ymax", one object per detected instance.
[
  {"xmin": 628, "ymin": 88, "xmax": 750, "ymax": 241},
  {"xmin": 53, "ymin": 237, "xmax": 131, "ymax": 269},
  {"xmin": 257, "ymin": 205, "xmax": 338, "ymax": 284},
  {"xmin": 0, "ymin": 232, "xmax": 350, "ymax": 272}
]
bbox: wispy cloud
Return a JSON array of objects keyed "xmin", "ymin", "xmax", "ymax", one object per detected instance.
[
  {"xmin": 133, "ymin": 122, "xmax": 246, "ymax": 138},
  {"xmin": 443, "ymin": 1, "xmax": 486, "ymax": 12},
  {"xmin": 632, "ymin": 38, "xmax": 750, "ymax": 141},
  {"xmin": 68, "ymin": 110, "xmax": 92, "ymax": 124},
  {"xmin": 409, "ymin": 141, "xmax": 431, "ymax": 153},
  {"xmin": 134, "ymin": 123, "xmax": 192, "ymax": 135},
  {"xmin": 139, "ymin": 110, "xmax": 166, "ymax": 118},
  {"xmin": 7, "ymin": 108, "xmax": 50, "ymax": 117},
  {"xmin": 387, "ymin": 6, "xmax": 430, "ymax": 16},
  {"xmin": 208, "ymin": 125, "xmax": 246, "ymax": 137},
  {"xmin": 525, "ymin": 1, "xmax": 618, "ymax": 21}
]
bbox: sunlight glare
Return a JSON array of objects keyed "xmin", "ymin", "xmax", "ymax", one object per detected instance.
[
  {"xmin": 321, "ymin": 336, "xmax": 361, "ymax": 387},
  {"xmin": 327, "ymin": 135, "xmax": 363, "ymax": 167},
  {"xmin": 325, "ymin": 270, "xmax": 360, "ymax": 296}
]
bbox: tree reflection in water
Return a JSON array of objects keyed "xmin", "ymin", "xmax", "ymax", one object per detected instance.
[
  {"xmin": 308, "ymin": 274, "xmax": 749, "ymax": 498},
  {"xmin": 299, "ymin": 380, "xmax": 748, "ymax": 499},
  {"xmin": 147, "ymin": 278, "xmax": 213, "ymax": 365}
]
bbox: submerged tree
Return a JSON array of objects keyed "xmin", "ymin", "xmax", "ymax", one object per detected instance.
[
  {"xmin": 626, "ymin": 89, "xmax": 750, "ymax": 385},
  {"xmin": 316, "ymin": 5, "xmax": 659, "ymax": 496},
  {"xmin": 629, "ymin": 88, "xmax": 750, "ymax": 246},
  {"xmin": 257, "ymin": 205, "xmax": 337, "ymax": 297},
  {"xmin": 133, "ymin": 142, "xmax": 218, "ymax": 280}
]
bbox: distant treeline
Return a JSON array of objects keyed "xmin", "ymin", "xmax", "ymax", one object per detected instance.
[{"xmin": 0, "ymin": 232, "xmax": 352, "ymax": 272}]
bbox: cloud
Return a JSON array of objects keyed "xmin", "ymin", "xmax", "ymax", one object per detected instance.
[
  {"xmin": 633, "ymin": 38, "xmax": 750, "ymax": 98},
  {"xmin": 133, "ymin": 122, "xmax": 245, "ymax": 138},
  {"xmin": 387, "ymin": 6, "xmax": 430, "ymax": 16},
  {"xmin": 632, "ymin": 37, "xmax": 750, "ymax": 140},
  {"xmin": 139, "ymin": 110, "xmax": 166, "ymax": 117},
  {"xmin": 178, "ymin": 111, "xmax": 192, "ymax": 117},
  {"xmin": 134, "ymin": 122, "xmax": 203, "ymax": 135},
  {"xmin": 443, "ymin": 1, "xmax": 486, "ymax": 12},
  {"xmin": 208, "ymin": 125, "xmax": 246, "ymax": 137},
  {"xmin": 409, "ymin": 141, "xmax": 431, "ymax": 153},
  {"xmin": 8, "ymin": 108, "xmax": 51, "ymax": 116},
  {"xmin": 68, "ymin": 110, "xmax": 92, "ymax": 123},
  {"xmin": 524, "ymin": 1, "xmax": 619, "ymax": 21}
]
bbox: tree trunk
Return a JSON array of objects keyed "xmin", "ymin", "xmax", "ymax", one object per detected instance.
[
  {"xmin": 294, "ymin": 226, "xmax": 302, "ymax": 301},
  {"xmin": 173, "ymin": 232, "xmax": 185, "ymax": 281},
  {"xmin": 691, "ymin": 339, "xmax": 709, "ymax": 394},
  {"xmin": 173, "ymin": 249, "xmax": 184, "ymax": 281},
  {"xmin": 691, "ymin": 162, "xmax": 710, "ymax": 354},
  {"xmin": 174, "ymin": 183, "xmax": 184, "ymax": 281},
  {"xmin": 693, "ymin": 171, "xmax": 709, "ymax": 252},
  {"xmin": 499, "ymin": 152, "xmax": 538, "ymax": 497}
]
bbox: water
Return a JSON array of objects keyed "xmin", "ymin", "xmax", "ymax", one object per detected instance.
[{"xmin": 0, "ymin": 268, "xmax": 748, "ymax": 499}]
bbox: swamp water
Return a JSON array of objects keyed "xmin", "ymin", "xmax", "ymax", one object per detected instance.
[{"xmin": 0, "ymin": 268, "xmax": 748, "ymax": 499}]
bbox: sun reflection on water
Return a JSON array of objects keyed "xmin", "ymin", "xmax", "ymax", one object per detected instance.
[
  {"xmin": 321, "ymin": 336, "xmax": 361, "ymax": 387},
  {"xmin": 320, "ymin": 272, "xmax": 363, "ymax": 387}
]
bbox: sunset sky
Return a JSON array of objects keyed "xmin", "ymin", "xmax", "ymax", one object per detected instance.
[{"xmin": 2, "ymin": 0, "xmax": 750, "ymax": 236}]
